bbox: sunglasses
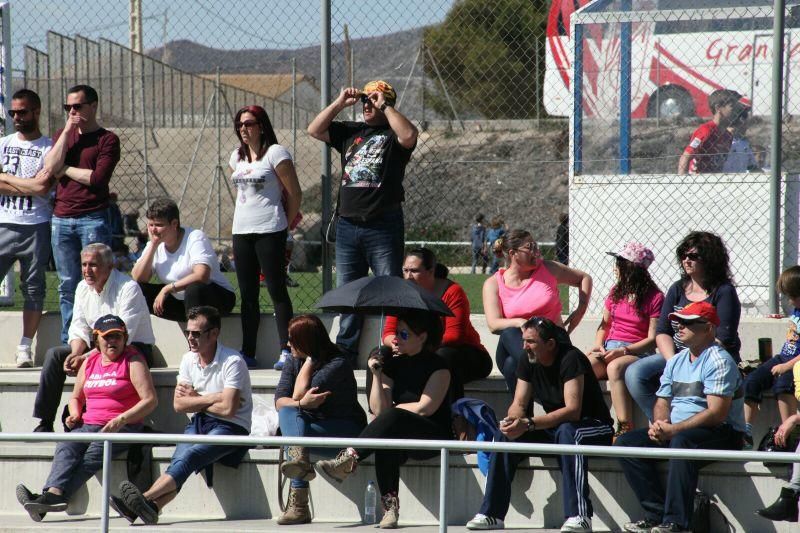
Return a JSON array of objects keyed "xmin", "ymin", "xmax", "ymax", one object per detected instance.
[
  {"xmin": 236, "ymin": 120, "xmax": 258, "ymax": 128},
  {"xmin": 8, "ymin": 109, "xmax": 31, "ymax": 117},
  {"xmin": 183, "ymin": 327, "xmax": 213, "ymax": 338},
  {"xmin": 682, "ymin": 252, "xmax": 700, "ymax": 261},
  {"xmin": 515, "ymin": 242, "xmax": 539, "ymax": 254},
  {"xmin": 676, "ymin": 319, "xmax": 708, "ymax": 327},
  {"xmin": 398, "ymin": 329, "xmax": 410, "ymax": 341},
  {"xmin": 63, "ymin": 102, "xmax": 92, "ymax": 112},
  {"xmin": 360, "ymin": 94, "xmax": 370, "ymax": 104}
]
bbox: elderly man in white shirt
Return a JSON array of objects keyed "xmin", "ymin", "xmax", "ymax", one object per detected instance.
[
  {"xmin": 32, "ymin": 243, "xmax": 154, "ymax": 432},
  {"xmin": 113, "ymin": 305, "xmax": 251, "ymax": 526}
]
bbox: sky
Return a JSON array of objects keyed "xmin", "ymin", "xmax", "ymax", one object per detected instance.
[{"xmin": 8, "ymin": 0, "xmax": 456, "ymax": 71}]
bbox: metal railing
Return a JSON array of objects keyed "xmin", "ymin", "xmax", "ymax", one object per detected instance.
[{"xmin": 3, "ymin": 432, "xmax": 798, "ymax": 532}]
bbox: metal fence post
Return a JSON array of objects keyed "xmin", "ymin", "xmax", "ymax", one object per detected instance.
[
  {"xmin": 770, "ymin": 0, "xmax": 786, "ymax": 314},
  {"xmin": 321, "ymin": 0, "xmax": 333, "ymax": 294},
  {"xmin": 140, "ymin": 52, "xmax": 150, "ymax": 210},
  {"xmin": 100, "ymin": 439, "xmax": 111, "ymax": 532},
  {"xmin": 439, "ymin": 447, "xmax": 448, "ymax": 533}
]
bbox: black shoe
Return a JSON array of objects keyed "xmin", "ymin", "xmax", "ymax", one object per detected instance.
[
  {"xmin": 119, "ymin": 480, "xmax": 159, "ymax": 525},
  {"xmin": 24, "ymin": 491, "xmax": 67, "ymax": 514},
  {"xmin": 33, "ymin": 422, "xmax": 53, "ymax": 433},
  {"xmin": 109, "ymin": 494, "xmax": 138, "ymax": 524},
  {"xmin": 756, "ymin": 487, "xmax": 800, "ymax": 522},
  {"xmin": 16, "ymin": 484, "xmax": 46, "ymax": 522}
]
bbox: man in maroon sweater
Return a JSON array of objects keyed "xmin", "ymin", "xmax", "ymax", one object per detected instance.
[{"xmin": 44, "ymin": 85, "xmax": 120, "ymax": 344}]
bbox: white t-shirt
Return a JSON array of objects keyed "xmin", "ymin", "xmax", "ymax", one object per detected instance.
[
  {"xmin": 177, "ymin": 343, "xmax": 252, "ymax": 431},
  {"xmin": 229, "ymin": 145, "xmax": 292, "ymax": 234},
  {"xmin": 0, "ymin": 133, "xmax": 53, "ymax": 225},
  {"xmin": 135, "ymin": 227, "xmax": 234, "ymax": 300}
]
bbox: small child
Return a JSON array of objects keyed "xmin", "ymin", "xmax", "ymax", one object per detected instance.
[
  {"xmin": 470, "ymin": 214, "xmax": 488, "ymax": 274},
  {"xmin": 485, "ymin": 216, "xmax": 506, "ymax": 275},
  {"xmin": 742, "ymin": 265, "xmax": 800, "ymax": 449}
]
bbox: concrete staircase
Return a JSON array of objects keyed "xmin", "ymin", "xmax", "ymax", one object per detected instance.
[{"xmin": 0, "ymin": 312, "xmax": 796, "ymax": 531}]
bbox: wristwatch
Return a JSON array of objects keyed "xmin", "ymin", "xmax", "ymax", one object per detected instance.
[
  {"xmin": 526, "ymin": 417, "xmax": 535, "ymax": 431},
  {"xmin": 380, "ymin": 102, "xmax": 392, "ymax": 112}
]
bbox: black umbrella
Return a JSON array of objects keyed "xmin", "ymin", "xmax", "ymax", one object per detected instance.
[{"xmin": 315, "ymin": 276, "xmax": 454, "ymax": 317}]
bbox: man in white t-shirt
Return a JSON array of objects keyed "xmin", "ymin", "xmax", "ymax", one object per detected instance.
[
  {"xmin": 0, "ymin": 89, "xmax": 55, "ymax": 367},
  {"xmin": 115, "ymin": 305, "xmax": 252, "ymax": 525}
]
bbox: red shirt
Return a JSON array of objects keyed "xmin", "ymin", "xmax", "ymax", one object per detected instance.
[
  {"xmin": 684, "ymin": 121, "xmax": 732, "ymax": 174},
  {"xmin": 382, "ymin": 281, "xmax": 487, "ymax": 352},
  {"xmin": 53, "ymin": 127, "xmax": 120, "ymax": 217}
]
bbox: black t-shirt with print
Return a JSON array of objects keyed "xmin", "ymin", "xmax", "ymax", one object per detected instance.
[
  {"xmin": 516, "ymin": 345, "xmax": 612, "ymax": 424},
  {"xmin": 328, "ymin": 121, "xmax": 414, "ymax": 220},
  {"xmin": 383, "ymin": 350, "xmax": 451, "ymax": 430}
]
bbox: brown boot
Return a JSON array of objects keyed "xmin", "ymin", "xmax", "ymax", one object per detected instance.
[
  {"xmin": 316, "ymin": 449, "xmax": 357, "ymax": 483},
  {"xmin": 277, "ymin": 486, "xmax": 311, "ymax": 525},
  {"xmin": 281, "ymin": 446, "xmax": 315, "ymax": 481},
  {"xmin": 379, "ymin": 492, "xmax": 399, "ymax": 529}
]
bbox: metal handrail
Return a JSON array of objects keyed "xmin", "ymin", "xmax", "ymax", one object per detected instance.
[{"xmin": 4, "ymin": 432, "xmax": 797, "ymax": 533}]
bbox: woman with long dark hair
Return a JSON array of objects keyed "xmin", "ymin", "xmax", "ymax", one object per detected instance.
[
  {"xmin": 229, "ymin": 105, "xmax": 302, "ymax": 369},
  {"xmin": 588, "ymin": 242, "xmax": 664, "ymax": 441},
  {"xmin": 483, "ymin": 229, "xmax": 592, "ymax": 393},
  {"xmin": 625, "ymin": 231, "xmax": 741, "ymax": 421},
  {"xmin": 274, "ymin": 314, "xmax": 366, "ymax": 525},
  {"xmin": 382, "ymin": 248, "xmax": 491, "ymax": 399}
]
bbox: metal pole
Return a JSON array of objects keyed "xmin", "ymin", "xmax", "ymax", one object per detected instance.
[
  {"xmin": 216, "ymin": 67, "xmax": 222, "ymax": 241},
  {"xmin": 100, "ymin": 439, "xmax": 111, "ymax": 532},
  {"xmin": 769, "ymin": 0, "xmax": 786, "ymax": 314},
  {"xmin": 292, "ymin": 58, "xmax": 297, "ymax": 158},
  {"xmin": 572, "ymin": 24, "xmax": 584, "ymax": 175},
  {"xmin": 140, "ymin": 53, "xmax": 150, "ymax": 210},
  {"xmin": 321, "ymin": 0, "xmax": 333, "ymax": 294},
  {"xmin": 438, "ymin": 448, "xmax": 448, "ymax": 533},
  {"xmin": 351, "ymin": 47, "xmax": 356, "ymax": 122},
  {"xmin": 619, "ymin": 0, "xmax": 632, "ymax": 174},
  {"xmin": 1, "ymin": 2, "xmax": 11, "ymax": 136}
]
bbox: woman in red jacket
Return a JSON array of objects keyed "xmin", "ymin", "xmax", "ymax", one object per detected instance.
[{"xmin": 382, "ymin": 248, "xmax": 492, "ymax": 399}]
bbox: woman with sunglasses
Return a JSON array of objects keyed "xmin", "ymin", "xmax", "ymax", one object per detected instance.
[
  {"xmin": 16, "ymin": 315, "xmax": 157, "ymax": 521},
  {"xmin": 484, "ymin": 229, "xmax": 592, "ymax": 393},
  {"xmin": 274, "ymin": 314, "xmax": 366, "ymax": 525},
  {"xmin": 625, "ymin": 231, "xmax": 741, "ymax": 422},
  {"xmin": 382, "ymin": 248, "xmax": 491, "ymax": 399},
  {"xmin": 229, "ymin": 105, "xmax": 301, "ymax": 369},
  {"xmin": 588, "ymin": 242, "xmax": 664, "ymax": 441},
  {"xmin": 316, "ymin": 311, "xmax": 452, "ymax": 529}
]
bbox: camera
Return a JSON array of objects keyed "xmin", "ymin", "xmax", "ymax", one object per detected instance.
[{"xmin": 359, "ymin": 93, "xmax": 370, "ymax": 104}]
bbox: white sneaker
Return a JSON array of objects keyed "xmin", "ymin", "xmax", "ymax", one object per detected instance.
[
  {"xmin": 466, "ymin": 513, "xmax": 505, "ymax": 530},
  {"xmin": 15, "ymin": 345, "xmax": 32, "ymax": 368},
  {"xmin": 561, "ymin": 516, "xmax": 592, "ymax": 532}
]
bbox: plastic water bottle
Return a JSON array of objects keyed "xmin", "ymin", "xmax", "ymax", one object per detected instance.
[{"xmin": 364, "ymin": 480, "xmax": 377, "ymax": 524}]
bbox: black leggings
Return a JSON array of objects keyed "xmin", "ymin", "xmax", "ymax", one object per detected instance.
[
  {"xmin": 232, "ymin": 230, "xmax": 293, "ymax": 358},
  {"xmin": 436, "ymin": 344, "xmax": 492, "ymax": 400},
  {"xmin": 139, "ymin": 281, "xmax": 235, "ymax": 322},
  {"xmin": 354, "ymin": 407, "xmax": 452, "ymax": 496}
]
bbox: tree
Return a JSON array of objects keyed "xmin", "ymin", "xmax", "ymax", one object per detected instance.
[{"xmin": 423, "ymin": 0, "xmax": 548, "ymax": 120}]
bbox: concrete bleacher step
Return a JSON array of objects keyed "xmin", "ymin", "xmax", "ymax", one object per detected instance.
[{"xmin": 0, "ymin": 443, "xmax": 795, "ymax": 531}]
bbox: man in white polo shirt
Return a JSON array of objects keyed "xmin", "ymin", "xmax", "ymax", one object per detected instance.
[
  {"xmin": 115, "ymin": 305, "xmax": 252, "ymax": 525},
  {"xmin": 33, "ymin": 242, "xmax": 154, "ymax": 432}
]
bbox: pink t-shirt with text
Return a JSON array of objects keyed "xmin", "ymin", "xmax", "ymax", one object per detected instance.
[
  {"xmin": 81, "ymin": 346, "xmax": 142, "ymax": 426},
  {"xmin": 604, "ymin": 286, "xmax": 665, "ymax": 343}
]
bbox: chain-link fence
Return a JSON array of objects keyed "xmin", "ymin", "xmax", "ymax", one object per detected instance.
[
  {"xmin": 8, "ymin": 0, "xmax": 571, "ymax": 313},
  {"xmin": 568, "ymin": 0, "xmax": 799, "ymax": 316}
]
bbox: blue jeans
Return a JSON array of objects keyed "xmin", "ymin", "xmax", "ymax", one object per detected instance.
[
  {"xmin": 479, "ymin": 418, "xmax": 613, "ymax": 519},
  {"xmin": 165, "ymin": 413, "xmax": 249, "ymax": 490},
  {"xmin": 44, "ymin": 423, "xmax": 141, "ymax": 499},
  {"xmin": 334, "ymin": 210, "xmax": 404, "ymax": 361},
  {"xmin": 278, "ymin": 406, "xmax": 365, "ymax": 488},
  {"xmin": 51, "ymin": 209, "xmax": 112, "ymax": 343},
  {"xmin": 616, "ymin": 425, "xmax": 742, "ymax": 528},
  {"xmin": 495, "ymin": 327, "xmax": 524, "ymax": 394},
  {"xmin": 624, "ymin": 353, "xmax": 667, "ymax": 422},
  {"xmin": 744, "ymin": 354, "xmax": 796, "ymax": 400}
]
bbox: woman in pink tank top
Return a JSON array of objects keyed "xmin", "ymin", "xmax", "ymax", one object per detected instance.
[
  {"xmin": 16, "ymin": 315, "xmax": 157, "ymax": 520},
  {"xmin": 483, "ymin": 229, "xmax": 593, "ymax": 393}
]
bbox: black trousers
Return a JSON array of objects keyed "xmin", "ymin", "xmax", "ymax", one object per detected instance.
[
  {"xmin": 33, "ymin": 342, "xmax": 153, "ymax": 426},
  {"xmin": 138, "ymin": 281, "xmax": 235, "ymax": 322},
  {"xmin": 232, "ymin": 230, "xmax": 293, "ymax": 358},
  {"xmin": 436, "ymin": 344, "xmax": 492, "ymax": 400},
  {"xmin": 354, "ymin": 407, "xmax": 452, "ymax": 496}
]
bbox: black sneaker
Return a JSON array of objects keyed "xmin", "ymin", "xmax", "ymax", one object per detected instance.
[
  {"xmin": 109, "ymin": 494, "xmax": 138, "ymax": 524},
  {"xmin": 24, "ymin": 491, "xmax": 67, "ymax": 514},
  {"xmin": 119, "ymin": 480, "xmax": 159, "ymax": 525},
  {"xmin": 623, "ymin": 518, "xmax": 659, "ymax": 532},
  {"xmin": 33, "ymin": 422, "xmax": 53, "ymax": 433},
  {"xmin": 16, "ymin": 484, "xmax": 46, "ymax": 522},
  {"xmin": 651, "ymin": 523, "xmax": 690, "ymax": 533}
]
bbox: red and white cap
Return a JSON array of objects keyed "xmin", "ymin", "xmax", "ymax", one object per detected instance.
[{"xmin": 668, "ymin": 301, "xmax": 720, "ymax": 326}]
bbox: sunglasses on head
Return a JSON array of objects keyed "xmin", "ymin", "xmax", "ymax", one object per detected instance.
[
  {"xmin": 63, "ymin": 102, "xmax": 92, "ymax": 112},
  {"xmin": 8, "ymin": 109, "xmax": 31, "ymax": 117},
  {"xmin": 682, "ymin": 252, "xmax": 700, "ymax": 261},
  {"xmin": 236, "ymin": 120, "xmax": 258, "ymax": 128}
]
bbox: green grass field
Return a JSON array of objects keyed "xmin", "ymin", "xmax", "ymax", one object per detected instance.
[{"xmin": 2, "ymin": 272, "xmax": 569, "ymax": 315}]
